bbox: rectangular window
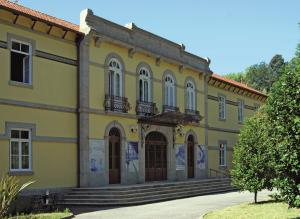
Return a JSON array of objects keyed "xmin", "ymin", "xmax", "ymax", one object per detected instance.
[
  {"xmin": 238, "ymin": 100, "xmax": 244, "ymax": 123},
  {"xmin": 10, "ymin": 129, "xmax": 31, "ymax": 171},
  {"xmin": 218, "ymin": 95, "xmax": 226, "ymax": 120},
  {"xmin": 219, "ymin": 142, "xmax": 226, "ymax": 166},
  {"xmin": 10, "ymin": 40, "xmax": 32, "ymax": 84}
]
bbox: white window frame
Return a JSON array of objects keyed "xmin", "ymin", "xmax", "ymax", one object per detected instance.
[
  {"xmin": 139, "ymin": 67, "xmax": 151, "ymax": 102},
  {"xmin": 219, "ymin": 142, "xmax": 227, "ymax": 166},
  {"xmin": 186, "ymin": 81, "xmax": 196, "ymax": 110},
  {"xmin": 238, "ymin": 99, "xmax": 244, "ymax": 123},
  {"xmin": 218, "ymin": 95, "xmax": 226, "ymax": 120},
  {"xmin": 9, "ymin": 128, "xmax": 32, "ymax": 172},
  {"xmin": 108, "ymin": 58, "xmax": 122, "ymax": 97},
  {"xmin": 10, "ymin": 39, "xmax": 32, "ymax": 85},
  {"xmin": 164, "ymin": 75, "xmax": 175, "ymax": 107}
]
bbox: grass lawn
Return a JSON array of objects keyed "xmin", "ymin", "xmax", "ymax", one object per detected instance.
[
  {"xmin": 204, "ymin": 200, "xmax": 300, "ymax": 219},
  {"xmin": 8, "ymin": 211, "xmax": 72, "ymax": 219}
]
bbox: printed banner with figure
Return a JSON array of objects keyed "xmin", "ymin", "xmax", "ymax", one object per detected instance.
[
  {"xmin": 126, "ymin": 141, "xmax": 139, "ymax": 173},
  {"xmin": 176, "ymin": 144, "xmax": 185, "ymax": 170},
  {"xmin": 89, "ymin": 139, "xmax": 105, "ymax": 173},
  {"xmin": 197, "ymin": 144, "xmax": 206, "ymax": 169}
]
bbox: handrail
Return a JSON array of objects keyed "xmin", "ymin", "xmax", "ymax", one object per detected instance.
[{"xmin": 209, "ymin": 168, "xmax": 230, "ymax": 178}]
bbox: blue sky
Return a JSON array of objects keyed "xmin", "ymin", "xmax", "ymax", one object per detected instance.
[{"xmin": 18, "ymin": 0, "xmax": 300, "ymax": 75}]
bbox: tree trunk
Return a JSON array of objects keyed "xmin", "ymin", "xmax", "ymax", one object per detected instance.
[{"xmin": 254, "ymin": 191, "xmax": 257, "ymax": 203}]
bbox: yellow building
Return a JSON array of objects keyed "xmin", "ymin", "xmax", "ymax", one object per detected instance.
[{"xmin": 0, "ymin": 1, "xmax": 267, "ymax": 192}]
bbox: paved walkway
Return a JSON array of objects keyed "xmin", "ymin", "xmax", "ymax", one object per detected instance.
[{"xmin": 72, "ymin": 190, "xmax": 272, "ymax": 219}]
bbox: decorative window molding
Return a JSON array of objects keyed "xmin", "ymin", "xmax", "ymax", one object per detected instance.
[
  {"xmin": 162, "ymin": 70, "xmax": 177, "ymax": 108},
  {"xmin": 185, "ymin": 78, "xmax": 196, "ymax": 111},
  {"xmin": 238, "ymin": 99, "xmax": 244, "ymax": 123},
  {"xmin": 104, "ymin": 53, "xmax": 126, "ymax": 97},
  {"xmin": 136, "ymin": 62, "xmax": 153, "ymax": 102},
  {"xmin": 218, "ymin": 94, "xmax": 226, "ymax": 120},
  {"xmin": 218, "ymin": 140, "xmax": 227, "ymax": 167}
]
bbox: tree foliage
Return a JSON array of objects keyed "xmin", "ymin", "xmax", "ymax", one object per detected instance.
[
  {"xmin": 231, "ymin": 108, "xmax": 273, "ymax": 203},
  {"xmin": 224, "ymin": 54, "xmax": 285, "ymax": 93},
  {"xmin": 265, "ymin": 47, "xmax": 300, "ymax": 207}
]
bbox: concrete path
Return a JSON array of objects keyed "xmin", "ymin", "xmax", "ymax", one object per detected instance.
[{"xmin": 72, "ymin": 190, "xmax": 272, "ymax": 219}]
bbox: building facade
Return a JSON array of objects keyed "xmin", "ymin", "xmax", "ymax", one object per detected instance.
[{"xmin": 0, "ymin": 1, "xmax": 267, "ymax": 191}]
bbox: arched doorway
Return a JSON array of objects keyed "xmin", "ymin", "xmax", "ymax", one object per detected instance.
[
  {"xmin": 187, "ymin": 135, "xmax": 195, "ymax": 178},
  {"xmin": 109, "ymin": 128, "xmax": 121, "ymax": 184},
  {"xmin": 145, "ymin": 132, "xmax": 167, "ymax": 181}
]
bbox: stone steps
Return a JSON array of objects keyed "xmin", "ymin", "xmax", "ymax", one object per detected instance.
[{"xmin": 59, "ymin": 178, "xmax": 235, "ymax": 206}]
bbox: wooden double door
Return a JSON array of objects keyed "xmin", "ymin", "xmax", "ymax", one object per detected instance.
[
  {"xmin": 109, "ymin": 128, "xmax": 121, "ymax": 184},
  {"xmin": 145, "ymin": 132, "xmax": 167, "ymax": 181}
]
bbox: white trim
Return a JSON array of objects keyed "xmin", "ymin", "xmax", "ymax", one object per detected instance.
[
  {"xmin": 138, "ymin": 67, "xmax": 151, "ymax": 102},
  {"xmin": 164, "ymin": 74, "xmax": 175, "ymax": 107},
  {"xmin": 9, "ymin": 128, "xmax": 32, "ymax": 172},
  {"xmin": 108, "ymin": 58, "xmax": 123, "ymax": 97},
  {"xmin": 186, "ymin": 80, "xmax": 196, "ymax": 110},
  {"xmin": 10, "ymin": 39, "xmax": 32, "ymax": 85}
]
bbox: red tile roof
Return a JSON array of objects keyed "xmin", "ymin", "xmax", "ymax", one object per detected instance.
[
  {"xmin": 211, "ymin": 73, "xmax": 267, "ymax": 97},
  {"xmin": 0, "ymin": 0, "xmax": 81, "ymax": 33}
]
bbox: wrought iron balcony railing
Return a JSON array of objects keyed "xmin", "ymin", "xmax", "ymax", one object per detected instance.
[
  {"xmin": 185, "ymin": 109, "xmax": 201, "ymax": 123},
  {"xmin": 104, "ymin": 95, "xmax": 130, "ymax": 113},
  {"xmin": 163, "ymin": 105, "xmax": 179, "ymax": 113},
  {"xmin": 136, "ymin": 100, "xmax": 157, "ymax": 116}
]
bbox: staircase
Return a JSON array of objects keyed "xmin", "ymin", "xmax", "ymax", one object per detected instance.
[{"xmin": 59, "ymin": 178, "xmax": 235, "ymax": 206}]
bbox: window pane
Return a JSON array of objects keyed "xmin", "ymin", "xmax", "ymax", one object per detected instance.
[
  {"xmin": 21, "ymin": 131, "xmax": 29, "ymax": 139},
  {"xmin": 11, "ymin": 155, "xmax": 19, "ymax": 169},
  {"xmin": 12, "ymin": 41, "xmax": 20, "ymax": 51},
  {"xmin": 23, "ymin": 55, "xmax": 30, "ymax": 84},
  {"xmin": 11, "ymin": 52, "xmax": 26, "ymax": 82},
  {"xmin": 116, "ymin": 74, "xmax": 120, "ymax": 96},
  {"xmin": 21, "ymin": 44, "xmax": 29, "ymax": 53},
  {"xmin": 22, "ymin": 142, "xmax": 29, "ymax": 155},
  {"xmin": 11, "ymin": 141, "xmax": 19, "ymax": 155},
  {"xmin": 11, "ymin": 130, "xmax": 20, "ymax": 138},
  {"xmin": 139, "ymin": 79, "xmax": 143, "ymax": 101},
  {"xmin": 22, "ymin": 156, "xmax": 29, "ymax": 169}
]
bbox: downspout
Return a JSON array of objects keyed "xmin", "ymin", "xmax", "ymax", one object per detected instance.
[{"xmin": 76, "ymin": 35, "xmax": 84, "ymax": 188}]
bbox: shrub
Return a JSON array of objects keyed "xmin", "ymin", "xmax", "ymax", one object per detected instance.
[{"xmin": 0, "ymin": 175, "xmax": 34, "ymax": 218}]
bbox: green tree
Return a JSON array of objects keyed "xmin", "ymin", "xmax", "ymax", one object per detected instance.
[
  {"xmin": 265, "ymin": 46, "xmax": 300, "ymax": 208},
  {"xmin": 245, "ymin": 62, "xmax": 270, "ymax": 92},
  {"xmin": 269, "ymin": 54, "xmax": 285, "ymax": 85},
  {"xmin": 231, "ymin": 108, "xmax": 273, "ymax": 203},
  {"xmin": 224, "ymin": 72, "xmax": 245, "ymax": 83}
]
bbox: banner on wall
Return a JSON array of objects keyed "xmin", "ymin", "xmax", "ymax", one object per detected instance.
[
  {"xmin": 126, "ymin": 141, "xmax": 139, "ymax": 173},
  {"xmin": 175, "ymin": 144, "xmax": 185, "ymax": 170},
  {"xmin": 89, "ymin": 139, "xmax": 105, "ymax": 173},
  {"xmin": 197, "ymin": 144, "xmax": 206, "ymax": 169}
]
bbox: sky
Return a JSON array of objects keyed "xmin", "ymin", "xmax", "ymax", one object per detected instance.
[{"xmin": 16, "ymin": 0, "xmax": 300, "ymax": 75}]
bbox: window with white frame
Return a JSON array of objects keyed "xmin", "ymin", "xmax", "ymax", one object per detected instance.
[
  {"xmin": 218, "ymin": 95, "xmax": 226, "ymax": 120},
  {"xmin": 164, "ymin": 74, "xmax": 175, "ymax": 106},
  {"xmin": 186, "ymin": 81, "xmax": 196, "ymax": 110},
  {"xmin": 10, "ymin": 40, "xmax": 32, "ymax": 84},
  {"xmin": 139, "ymin": 67, "xmax": 151, "ymax": 102},
  {"xmin": 238, "ymin": 100, "xmax": 244, "ymax": 123},
  {"xmin": 219, "ymin": 142, "xmax": 226, "ymax": 166},
  {"xmin": 10, "ymin": 129, "xmax": 31, "ymax": 171},
  {"xmin": 108, "ymin": 58, "xmax": 122, "ymax": 97}
]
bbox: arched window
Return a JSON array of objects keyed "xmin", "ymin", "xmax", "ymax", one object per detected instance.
[
  {"xmin": 164, "ymin": 74, "xmax": 175, "ymax": 106},
  {"xmin": 139, "ymin": 67, "xmax": 151, "ymax": 102},
  {"xmin": 186, "ymin": 81, "xmax": 195, "ymax": 110},
  {"xmin": 108, "ymin": 58, "xmax": 122, "ymax": 97}
]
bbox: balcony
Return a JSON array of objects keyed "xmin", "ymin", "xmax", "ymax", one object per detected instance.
[
  {"xmin": 136, "ymin": 101, "xmax": 157, "ymax": 116},
  {"xmin": 104, "ymin": 95, "xmax": 130, "ymax": 113},
  {"xmin": 163, "ymin": 105, "xmax": 179, "ymax": 113},
  {"xmin": 185, "ymin": 109, "xmax": 201, "ymax": 123}
]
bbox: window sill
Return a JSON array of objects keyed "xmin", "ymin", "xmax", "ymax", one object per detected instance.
[
  {"xmin": 8, "ymin": 170, "xmax": 34, "ymax": 176},
  {"xmin": 9, "ymin": 81, "xmax": 33, "ymax": 89},
  {"xmin": 218, "ymin": 118, "xmax": 226, "ymax": 122}
]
